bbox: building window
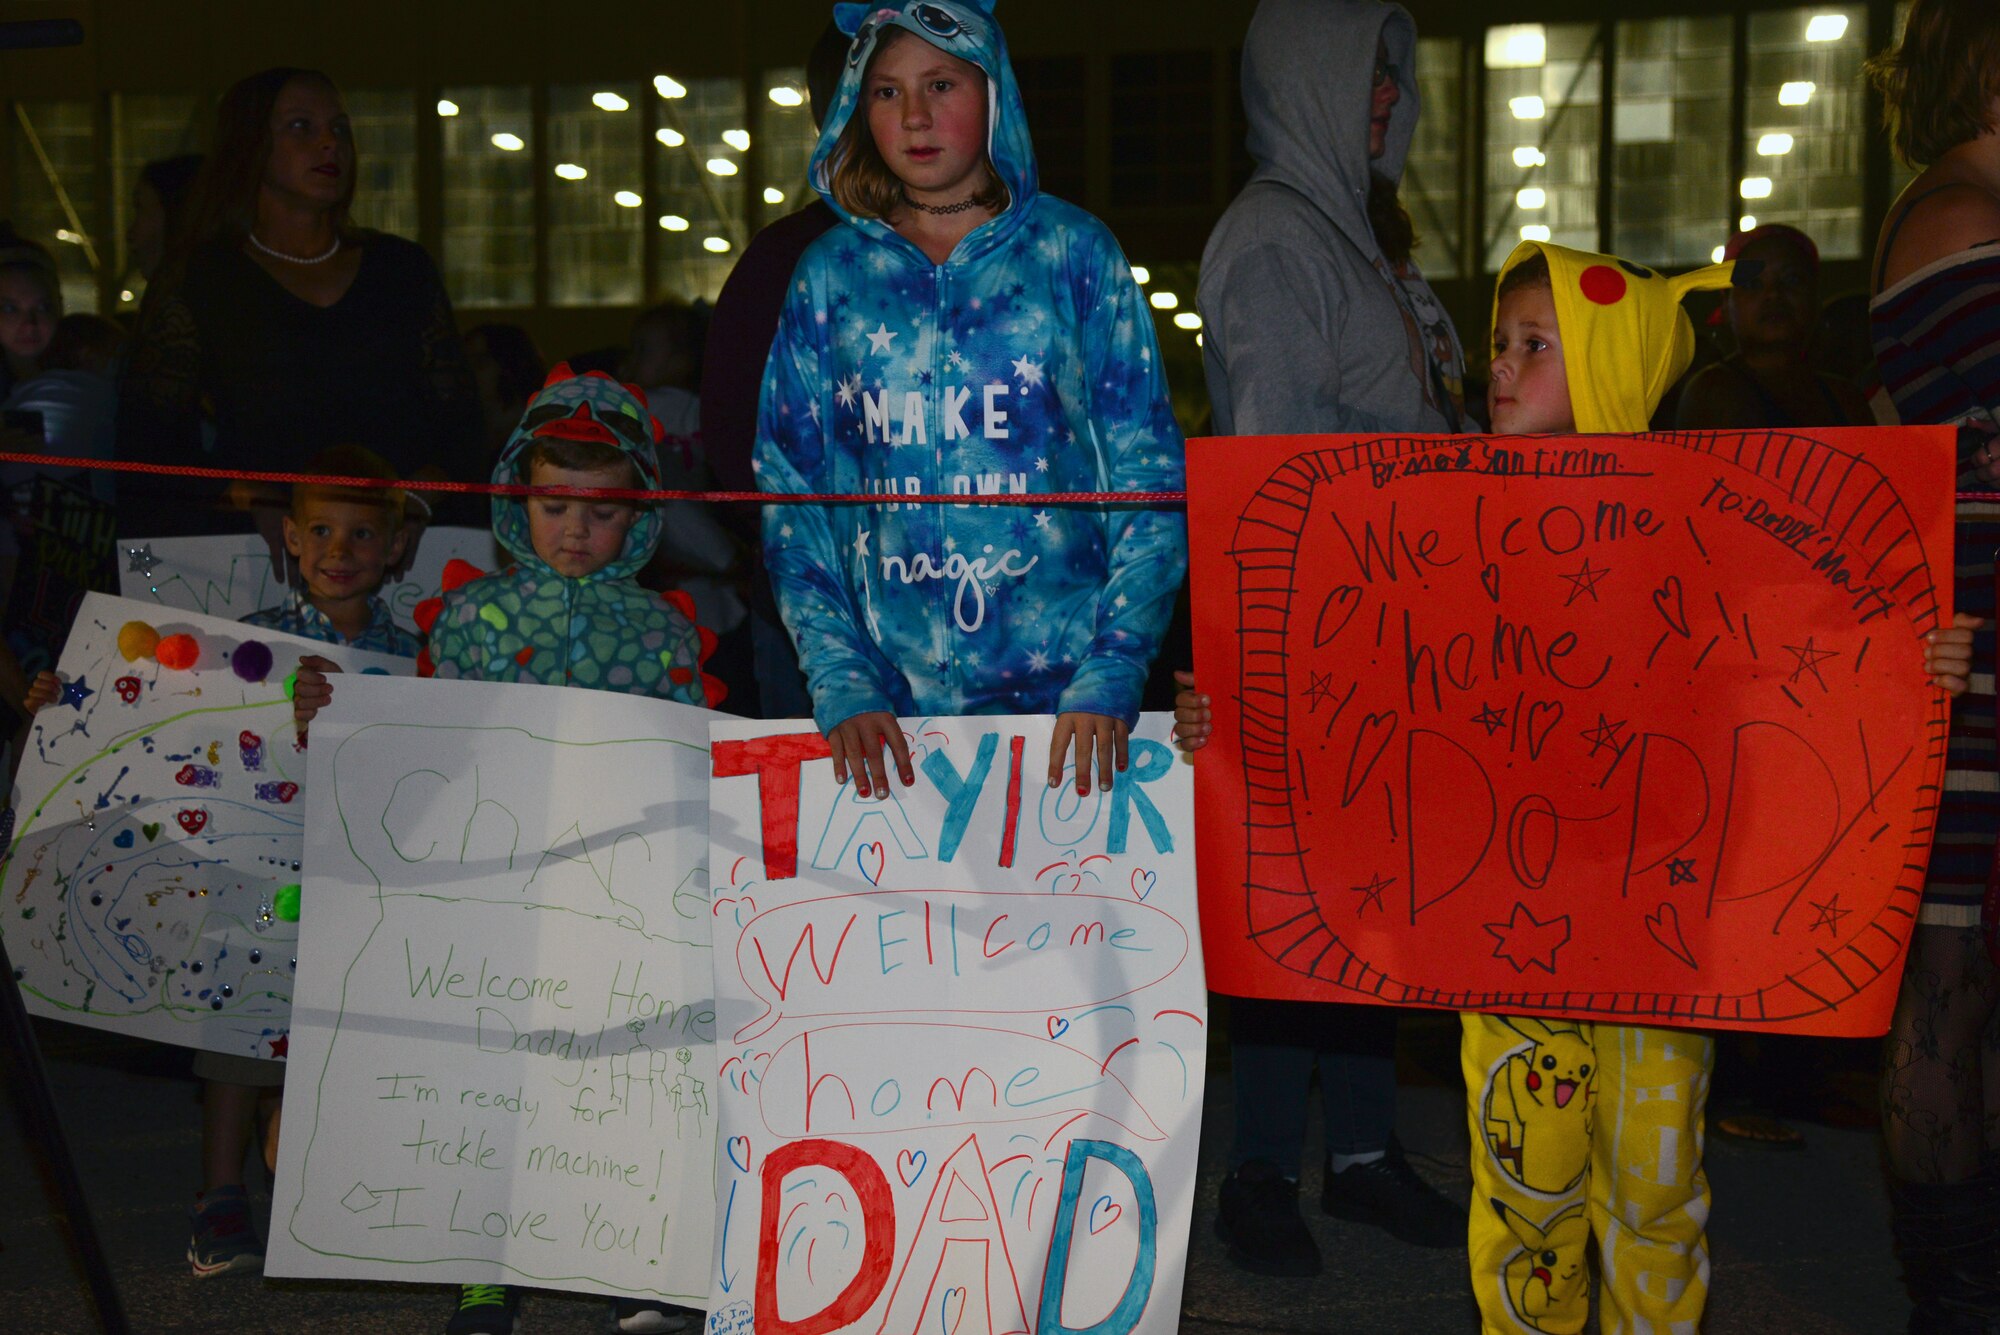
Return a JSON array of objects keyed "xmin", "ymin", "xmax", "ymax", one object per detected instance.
[
  {"xmin": 650, "ymin": 74, "xmax": 746, "ymax": 303},
  {"xmin": 547, "ymin": 82, "xmax": 643, "ymax": 306},
  {"xmin": 440, "ymin": 85, "xmax": 535, "ymax": 308},
  {"xmin": 1743, "ymin": 5, "xmax": 1867, "ymax": 259},
  {"xmin": 1406, "ymin": 37, "xmax": 1464, "ymax": 280},
  {"xmin": 1014, "ymin": 55, "xmax": 1087, "ymax": 205},
  {"xmin": 1483, "ymin": 23, "xmax": 1602, "ymax": 272},
  {"xmin": 110, "ymin": 93, "xmax": 200, "ymax": 310},
  {"xmin": 1109, "ymin": 51, "xmax": 1212, "ymax": 208},
  {"xmin": 11, "ymin": 100, "xmax": 99, "ymax": 315},
  {"xmin": 1612, "ymin": 16, "xmax": 1732, "ymax": 266},
  {"xmin": 345, "ymin": 88, "xmax": 418, "ymax": 242},
  {"xmin": 758, "ymin": 66, "xmax": 818, "ymax": 223}
]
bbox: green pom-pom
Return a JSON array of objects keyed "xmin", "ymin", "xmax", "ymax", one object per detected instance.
[
  {"xmin": 274, "ymin": 884, "xmax": 302, "ymax": 922},
  {"xmin": 282, "ymin": 670, "xmax": 298, "ymax": 701}
]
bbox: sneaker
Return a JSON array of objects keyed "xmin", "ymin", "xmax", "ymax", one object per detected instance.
[
  {"xmin": 613, "ymin": 1298, "xmax": 700, "ymax": 1333},
  {"xmin": 187, "ymin": 1185, "xmax": 263, "ymax": 1278},
  {"xmin": 1215, "ymin": 1158, "xmax": 1322, "ymax": 1277},
  {"xmin": 1321, "ymin": 1140, "xmax": 1462, "ymax": 1249},
  {"xmin": 446, "ymin": 1284, "xmax": 519, "ymax": 1335}
]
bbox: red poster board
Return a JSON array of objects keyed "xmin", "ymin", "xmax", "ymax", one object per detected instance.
[{"xmin": 1189, "ymin": 428, "xmax": 1957, "ymax": 1036}]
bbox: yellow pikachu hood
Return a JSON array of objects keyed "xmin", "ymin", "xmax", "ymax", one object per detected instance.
[{"xmin": 1493, "ymin": 240, "xmax": 1737, "ymax": 433}]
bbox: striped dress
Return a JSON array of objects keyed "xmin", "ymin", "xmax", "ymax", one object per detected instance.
[{"xmin": 1870, "ymin": 240, "xmax": 2000, "ymax": 926}]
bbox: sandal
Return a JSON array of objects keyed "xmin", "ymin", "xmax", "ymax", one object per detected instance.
[{"xmin": 1713, "ymin": 1111, "xmax": 1805, "ymax": 1150}]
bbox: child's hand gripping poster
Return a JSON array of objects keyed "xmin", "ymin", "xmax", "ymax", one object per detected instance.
[
  {"xmin": 2, "ymin": 592, "xmax": 413, "ymax": 1058},
  {"xmin": 703, "ymin": 714, "xmax": 1205, "ymax": 1335},
  {"xmin": 267, "ymin": 675, "xmax": 722, "ymax": 1307},
  {"xmin": 1188, "ymin": 427, "xmax": 1958, "ymax": 1036}
]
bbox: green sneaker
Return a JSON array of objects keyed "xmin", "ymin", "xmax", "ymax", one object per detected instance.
[
  {"xmin": 445, "ymin": 1284, "xmax": 519, "ymax": 1335},
  {"xmin": 187, "ymin": 1185, "xmax": 263, "ymax": 1278}
]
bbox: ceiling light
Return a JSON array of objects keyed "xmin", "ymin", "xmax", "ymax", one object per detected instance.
[
  {"xmin": 768, "ymin": 86, "xmax": 804, "ymax": 107},
  {"xmin": 1512, "ymin": 146, "xmax": 1546, "ymax": 168},
  {"xmin": 554, "ymin": 162, "xmax": 588, "ymax": 180},
  {"xmin": 54, "ymin": 228, "xmax": 80, "ymax": 243},
  {"xmin": 436, "ymin": 99, "xmax": 459, "ymax": 117},
  {"xmin": 1740, "ymin": 214, "xmax": 1759, "ymax": 231},
  {"xmin": 491, "ymin": 132, "xmax": 525, "ymax": 151},
  {"xmin": 722, "ymin": 129, "xmax": 751, "ymax": 152},
  {"xmin": 1805, "ymin": 14, "xmax": 1849, "ymax": 42},
  {"xmin": 119, "ymin": 288, "xmax": 134, "ymax": 301},
  {"xmin": 706, "ymin": 158, "xmax": 739, "ymax": 176},
  {"xmin": 1757, "ymin": 133, "xmax": 1795, "ymax": 156},
  {"xmin": 763, "ymin": 187, "xmax": 785, "ymax": 204},
  {"xmin": 659, "ymin": 214, "xmax": 690, "ymax": 231},
  {"xmin": 1520, "ymin": 224, "xmax": 1551, "ymax": 242},
  {"xmin": 1485, "ymin": 25, "xmax": 1547, "ymax": 69},
  {"xmin": 1740, "ymin": 176, "xmax": 1772, "ymax": 199},
  {"xmin": 1194, "ymin": 332, "xmax": 1203, "ymax": 348},
  {"xmin": 703, "ymin": 236, "xmax": 731, "ymax": 253},
  {"xmin": 1778, "ymin": 81, "xmax": 1815, "ymax": 106},
  {"xmin": 654, "ymin": 75, "xmax": 687, "ymax": 99},
  {"xmin": 1173, "ymin": 312, "xmax": 1202, "ymax": 330},
  {"xmin": 1510, "ymin": 96, "xmax": 1546, "ymax": 121},
  {"xmin": 1130, "ymin": 265, "xmax": 1151, "ymax": 285},
  {"xmin": 1149, "ymin": 291, "xmax": 1179, "ymax": 310},
  {"xmin": 1711, "ymin": 245, "xmax": 1726, "ymax": 263},
  {"xmin": 614, "ymin": 190, "xmax": 642, "ymax": 207},
  {"xmin": 656, "ymin": 128, "xmax": 685, "ymax": 147},
  {"xmin": 592, "ymin": 91, "xmax": 630, "ymax": 112},
  {"xmin": 1516, "ymin": 186, "xmax": 1546, "ymax": 209}
]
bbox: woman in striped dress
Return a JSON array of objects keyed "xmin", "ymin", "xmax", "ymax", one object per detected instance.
[{"xmin": 1867, "ymin": 3, "xmax": 2000, "ymax": 1328}]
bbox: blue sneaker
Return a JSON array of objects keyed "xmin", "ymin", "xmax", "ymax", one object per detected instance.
[
  {"xmin": 187, "ymin": 1185, "xmax": 263, "ymax": 1278},
  {"xmin": 446, "ymin": 1284, "xmax": 519, "ymax": 1335}
]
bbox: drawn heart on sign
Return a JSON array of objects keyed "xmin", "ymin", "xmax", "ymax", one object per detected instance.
[
  {"xmin": 938, "ymin": 1286, "xmax": 967, "ymax": 1335},
  {"xmin": 1047, "ymin": 1015, "xmax": 1069, "ymax": 1040},
  {"xmin": 113, "ymin": 676, "xmax": 141, "ymax": 703},
  {"xmin": 725, "ymin": 1136, "xmax": 751, "ymax": 1173},
  {"xmin": 1652, "ymin": 575, "xmax": 1690, "ymax": 638},
  {"xmin": 1089, "ymin": 1195, "xmax": 1122, "ymax": 1234},
  {"xmin": 112, "ymin": 829, "xmax": 134, "ymax": 849},
  {"xmin": 174, "ymin": 764, "xmax": 203, "ymax": 786},
  {"xmin": 1313, "ymin": 584, "xmax": 1363, "ymax": 647},
  {"xmin": 142, "ymin": 822, "xmax": 161, "ymax": 842},
  {"xmin": 175, "ymin": 809, "xmax": 208, "ymax": 835},
  {"xmin": 1645, "ymin": 901, "xmax": 1699, "ymax": 969},
  {"xmin": 1130, "ymin": 869, "xmax": 1157, "ymax": 902},
  {"xmin": 1524, "ymin": 700, "xmax": 1565, "ymax": 760},
  {"xmin": 896, "ymin": 1148, "xmax": 927, "ymax": 1187},
  {"xmin": 273, "ymin": 782, "xmax": 299, "ymax": 804},
  {"xmin": 1342, "ymin": 711, "xmax": 1399, "ymax": 804},
  {"xmin": 856, "ymin": 841, "xmax": 887, "ymax": 887},
  {"xmin": 1480, "ymin": 563, "xmax": 1502, "ymax": 604}
]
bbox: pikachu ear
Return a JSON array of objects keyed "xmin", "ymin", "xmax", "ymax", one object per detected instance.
[
  {"xmin": 1491, "ymin": 1197, "xmax": 1543, "ymax": 1248},
  {"xmin": 1500, "ymin": 1015, "xmax": 1554, "ymax": 1043}
]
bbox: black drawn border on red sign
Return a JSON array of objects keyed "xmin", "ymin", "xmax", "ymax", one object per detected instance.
[{"xmin": 1225, "ymin": 429, "xmax": 1949, "ymax": 1026}]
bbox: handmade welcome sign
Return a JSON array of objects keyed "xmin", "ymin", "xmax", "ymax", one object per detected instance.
[
  {"xmin": 1188, "ymin": 428, "xmax": 1956, "ymax": 1036},
  {"xmin": 704, "ymin": 715, "xmax": 1203, "ymax": 1335}
]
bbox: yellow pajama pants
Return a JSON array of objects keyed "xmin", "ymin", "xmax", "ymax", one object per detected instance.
[{"xmin": 1461, "ymin": 1014, "xmax": 1713, "ymax": 1335}]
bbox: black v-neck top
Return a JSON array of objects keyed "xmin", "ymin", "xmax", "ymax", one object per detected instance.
[{"xmin": 116, "ymin": 231, "xmax": 483, "ymax": 535}]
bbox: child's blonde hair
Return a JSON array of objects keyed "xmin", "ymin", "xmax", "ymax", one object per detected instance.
[
  {"xmin": 292, "ymin": 444, "xmax": 407, "ymax": 531},
  {"xmin": 825, "ymin": 26, "xmax": 1009, "ymax": 221}
]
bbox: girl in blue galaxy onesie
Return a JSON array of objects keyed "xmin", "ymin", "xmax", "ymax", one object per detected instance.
[{"xmin": 756, "ymin": 0, "xmax": 1187, "ymax": 799}]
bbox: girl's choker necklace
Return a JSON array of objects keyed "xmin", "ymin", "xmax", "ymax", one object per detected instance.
[{"xmin": 902, "ymin": 191, "xmax": 983, "ymax": 216}]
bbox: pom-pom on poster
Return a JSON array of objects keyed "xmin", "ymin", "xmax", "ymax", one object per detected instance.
[
  {"xmin": 1, "ymin": 591, "xmax": 413, "ymax": 1058},
  {"xmin": 1188, "ymin": 427, "xmax": 1957, "ymax": 1036},
  {"xmin": 703, "ymin": 714, "xmax": 1204, "ymax": 1335}
]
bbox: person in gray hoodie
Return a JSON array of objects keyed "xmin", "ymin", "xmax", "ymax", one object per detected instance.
[{"xmin": 1196, "ymin": 0, "xmax": 1465, "ymax": 1279}]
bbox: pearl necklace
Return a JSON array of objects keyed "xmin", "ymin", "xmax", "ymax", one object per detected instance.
[{"xmin": 247, "ymin": 230, "xmax": 342, "ymax": 264}]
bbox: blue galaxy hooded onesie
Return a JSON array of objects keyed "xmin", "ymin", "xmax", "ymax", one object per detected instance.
[{"xmin": 755, "ymin": 0, "xmax": 1187, "ymax": 731}]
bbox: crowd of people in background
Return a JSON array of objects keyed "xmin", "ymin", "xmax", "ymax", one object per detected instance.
[{"xmin": 3, "ymin": 0, "xmax": 2000, "ymax": 1333}]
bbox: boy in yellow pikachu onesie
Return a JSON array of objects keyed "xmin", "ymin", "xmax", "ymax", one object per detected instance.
[{"xmin": 1463, "ymin": 240, "xmax": 1736, "ymax": 1335}]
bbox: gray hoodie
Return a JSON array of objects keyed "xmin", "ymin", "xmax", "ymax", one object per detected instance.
[{"xmin": 1199, "ymin": 0, "xmax": 1466, "ymax": 436}]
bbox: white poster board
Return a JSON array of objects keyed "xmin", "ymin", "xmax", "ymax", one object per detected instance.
[
  {"xmin": 703, "ymin": 714, "xmax": 1205, "ymax": 1335},
  {"xmin": 269, "ymin": 675, "xmax": 722, "ymax": 1305},
  {"xmin": 1, "ymin": 593, "xmax": 412, "ymax": 1058},
  {"xmin": 119, "ymin": 526, "xmax": 500, "ymax": 629}
]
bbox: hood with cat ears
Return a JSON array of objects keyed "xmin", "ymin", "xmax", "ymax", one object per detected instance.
[
  {"xmin": 1494, "ymin": 240, "xmax": 1739, "ymax": 434},
  {"xmin": 811, "ymin": 0, "xmax": 1037, "ymax": 254}
]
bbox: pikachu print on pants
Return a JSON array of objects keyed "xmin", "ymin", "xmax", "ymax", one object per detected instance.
[{"xmin": 1463, "ymin": 1016, "xmax": 1714, "ymax": 1335}]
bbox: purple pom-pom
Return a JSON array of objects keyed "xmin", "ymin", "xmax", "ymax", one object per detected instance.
[{"xmin": 232, "ymin": 641, "xmax": 274, "ymax": 683}]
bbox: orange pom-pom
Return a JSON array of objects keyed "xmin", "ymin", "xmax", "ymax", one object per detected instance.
[{"xmin": 155, "ymin": 634, "xmax": 200, "ymax": 670}]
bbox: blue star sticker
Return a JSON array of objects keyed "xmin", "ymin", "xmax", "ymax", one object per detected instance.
[{"xmin": 59, "ymin": 677, "xmax": 94, "ymax": 710}]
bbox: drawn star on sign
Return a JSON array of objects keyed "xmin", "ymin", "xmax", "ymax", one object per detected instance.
[
  {"xmin": 1580, "ymin": 713, "xmax": 1627, "ymax": 757},
  {"xmin": 59, "ymin": 677, "xmax": 94, "ymax": 710},
  {"xmin": 1303, "ymin": 670, "xmax": 1338, "ymax": 712},
  {"xmin": 1471, "ymin": 703, "xmax": 1509, "ymax": 736},
  {"xmin": 1806, "ymin": 893, "xmax": 1851, "ymax": 935},
  {"xmin": 126, "ymin": 543, "xmax": 163, "ymax": 577},
  {"xmin": 1784, "ymin": 637, "xmax": 1840, "ymax": 691},
  {"xmin": 1558, "ymin": 556, "xmax": 1610, "ymax": 606},
  {"xmin": 1351, "ymin": 872, "xmax": 1394, "ymax": 914},
  {"xmin": 1667, "ymin": 857, "xmax": 1699, "ymax": 886},
  {"xmin": 1483, "ymin": 901, "xmax": 1572, "ymax": 975}
]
